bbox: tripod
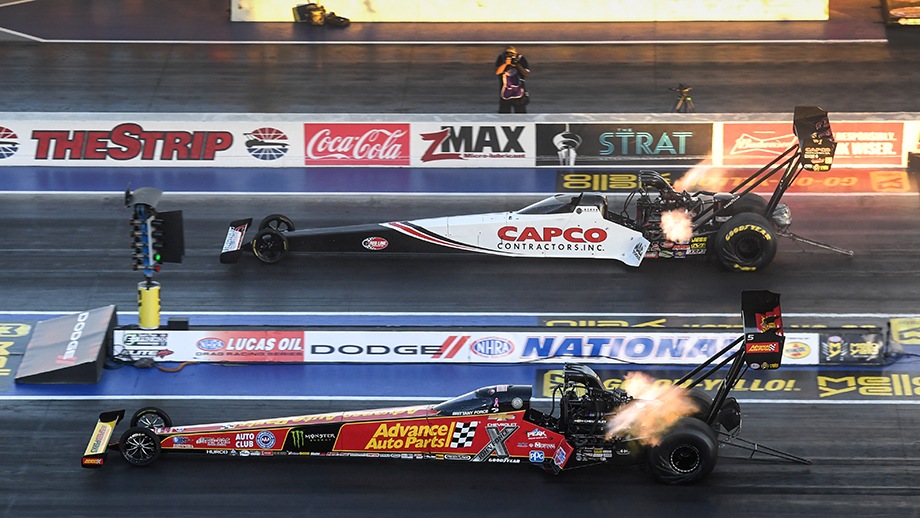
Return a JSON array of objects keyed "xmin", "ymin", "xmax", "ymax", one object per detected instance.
[{"xmin": 670, "ymin": 83, "xmax": 694, "ymax": 113}]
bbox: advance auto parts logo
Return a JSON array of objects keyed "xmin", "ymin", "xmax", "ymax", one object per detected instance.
[
  {"xmin": 244, "ymin": 127, "xmax": 289, "ymax": 161},
  {"xmin": 0, "ymin": 127, "xmax": 20, "ymax": 159}
]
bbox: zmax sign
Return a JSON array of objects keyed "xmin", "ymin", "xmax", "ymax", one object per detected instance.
[{"xmin": 412, "ymin": 124, "xmax": 534, "ymax": 167}]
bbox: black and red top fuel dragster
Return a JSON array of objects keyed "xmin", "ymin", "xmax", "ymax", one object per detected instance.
[
  {"xmin": 83, "ymin": 291, "xmax": 807, "ymax": 484},
  {"xmin": 220, "ymin": 106, "xmax": 845, "ymax": 271}
]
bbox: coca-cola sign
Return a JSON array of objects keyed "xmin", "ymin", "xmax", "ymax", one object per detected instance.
[{"xmin": 304, "ymin": 123, "xmax": 410, "ymax": 166}]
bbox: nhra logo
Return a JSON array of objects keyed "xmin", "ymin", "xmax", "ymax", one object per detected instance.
[
  {"xmin": 244, "ymin": 127, "xmax": 289, "ymax": 161},
  {"xmin": 470, "ymin": 337, "xmax": 514, "ymax": 358},
  {"xmin": 197, "ymin": 338, "xmax": 226, "ymax": 351},
  {"xmin": 0, "ymin": 127, "xmax": 19, "ymax": 159},
  {"xmin": 420, "ymin": 126, "xmax": 525, "ymax": 162}
]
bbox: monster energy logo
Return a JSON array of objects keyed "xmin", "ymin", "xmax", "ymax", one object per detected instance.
[{"xmin": 290, "ymin": 429, "xmax": 336, "ymax": 450}]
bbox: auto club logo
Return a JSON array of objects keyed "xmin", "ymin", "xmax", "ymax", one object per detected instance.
[
  {"xmin": 244, "ymin": 127, "xmax": 289, "ymax": 161},
  {"xmin": 0, "ymin": 127, "xmax": 20, "ymax": 159}
]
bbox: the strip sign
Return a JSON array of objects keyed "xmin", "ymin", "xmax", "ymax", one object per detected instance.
[{"xmin": 113, "ymin": 329, "xmax": 821, "ymax": 365}]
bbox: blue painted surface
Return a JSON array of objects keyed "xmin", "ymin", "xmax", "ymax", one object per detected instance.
[
  {"xmin": 0, "ymin": 166, "xmax": 563, "ymax": 194},
  {"xmin": 8, "ymin": 362, "xmax": 552, "ymax": 399},
  {"xmin": 4, "ymin": 312, "xmax": 540, "ymax": 327}
]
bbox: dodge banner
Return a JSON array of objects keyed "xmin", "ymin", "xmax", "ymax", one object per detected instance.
[{"xmin": 112, "ymin": 329, "xmax": 821, "ymax": 365}]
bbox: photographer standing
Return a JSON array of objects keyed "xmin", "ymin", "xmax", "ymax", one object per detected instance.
[{"xmin": 495, "ymin": 45, "xmax": 530, "ymax": 113}]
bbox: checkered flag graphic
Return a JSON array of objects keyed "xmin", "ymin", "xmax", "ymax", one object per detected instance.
[{"xmin": 450, "ymin": 421, "xmax": 479, "ymax": 448}]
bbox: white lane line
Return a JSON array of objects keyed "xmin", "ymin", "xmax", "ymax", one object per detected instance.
[
  {"xmin": 1, "ymin": 395, "xmax": 916, "ymax": 404},
  {"xmin": 0, "ymin": 37, "xmax": 891, "ymax": 45},
  {"xmin": 3, "ymin": 310, "xmax": 919, "ymax": 318}
]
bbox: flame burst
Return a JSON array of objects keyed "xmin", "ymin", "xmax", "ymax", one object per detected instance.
[
  {"xmin": 606, "ymin": 372, "xmax": 700, "ymax": 446},
  {"xmin": 660, "ymin": 210, "xmax": 693, "ymax": 243}
]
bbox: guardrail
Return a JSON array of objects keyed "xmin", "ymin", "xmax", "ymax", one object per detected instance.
[{"xmin": 0, "ymin": 112, "xmax": 918, "ymax": 169}]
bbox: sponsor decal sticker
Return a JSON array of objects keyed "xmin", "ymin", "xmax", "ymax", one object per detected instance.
[
  {"xmin": 361, "ymin": 237, "xmax": 389, "ymax": 251},
  {"xmin": 257, "ymin": 431, "xmax": 277, "ymax": 449}
]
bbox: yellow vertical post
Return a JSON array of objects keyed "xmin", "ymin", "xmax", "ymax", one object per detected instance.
[{"xmin": 138, "ymin": 280, "xmax": 161, "ymax": 330}]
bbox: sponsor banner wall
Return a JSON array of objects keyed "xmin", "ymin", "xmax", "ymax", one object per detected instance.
[
  {"xmin": 535, "ymin": 122, "xmax": 713, "ymax": 166},
  {"xmin": 1, "ymin": 114, "xmax": 918, "ymax": 169},
  {"xmin": 113, "ymin": 329, "xmax": 821, "ymax": 365},
  {"xmin": 410, "ymin": 123, "xmax": 534, "ymax": 167},
  {"xmin": 554, "ymin": 167, "xmax": 916, "ymax": 194},
  {"xmin": 115, "ymin": 330, "xmax": 305, "ymax": 362},
  {"xmin": 722, "ymin": 121, "xmax": 904, "ymax": 167},
  {"xmin": 537, "ymin": 367, "xmax": 920, "ymax": 401},
  {"xmin": 0, "ymin": 120, "xmax": 305, "ymax": 168},
  {"xmin": 906, "ymin": 121, "xmax": 920, "ymax": 153},
  {"xmin": 304, "ymin": 123, "xmax": 411, "ymax": 166}
]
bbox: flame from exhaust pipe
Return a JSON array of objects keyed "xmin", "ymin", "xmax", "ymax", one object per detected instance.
[{"xmin": 606, "ymin": 372, "xmax": 701, "ymax": 446}]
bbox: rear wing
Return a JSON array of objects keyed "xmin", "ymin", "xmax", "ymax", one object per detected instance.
[
  {"xmin": 220, "ymin": 218, "xmax": 252, "ymax": 264},
  {"xmin": 741, "ymin": 290, "xmax": 785, "ymax": 371},
  {"xmin": 694, "ymin": 106, "xmax": 836, "ymax": 226},
  {"xmin": 793, "ymin": 105, "xmax": 837, "ymax": 172},
  {"xmin": 81, "ymin": 409, "xmax": 125, "ymax": 468},
  {"xmin": 674, "ymin": 290, "xmax": 784, "ymax": 428}
]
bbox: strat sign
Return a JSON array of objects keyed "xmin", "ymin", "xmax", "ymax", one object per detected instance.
[
  {"xmin": 31, "ymin": 123, "xmax": 233, "ymax": 161},
  {"xmin": 304, "ymin": 123, "xmax": 411, "ymax": 166}
]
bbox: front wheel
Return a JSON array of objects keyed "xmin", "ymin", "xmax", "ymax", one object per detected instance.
[
  {"xmin": 259, "ymin": 214, "xmax": 295, "ymax": 232},
  {"xmin": 714, "ymin": 212, "xmax": 777, "ymax": 271},
  {"xmin": 130, "ymin": 407, "xmax": 172, "ymax": 429},
  {"xmin": 119, "ymin": 427, "xmax": 161, "ymax": 467},
  {"xmin": 647, "ymin": 417, "xmax": 718, "ymax": 484},
  {"xmin": 252, "ymin": 228, "xmax": 288, "ymax": 264}
]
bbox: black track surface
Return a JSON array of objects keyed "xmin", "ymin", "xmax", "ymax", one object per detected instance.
[
  {"xmin": 2, "ymin": 1, "xmax": 920, "ymax": 516},
  {"xmin": 0, "ymin": 193, "xmax": 918, "ymax": 314},
  {"xmin": 3, "ymin": 399, "xmax": 920, "ymax": 517}
]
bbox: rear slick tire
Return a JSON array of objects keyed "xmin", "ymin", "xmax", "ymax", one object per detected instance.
[
  {"xmin": 647, "ymin": 417, "xmax": 718, "ymax": 484},
  {"xmin": 714, "ymin": 212, "xmax": 777, "ymax": 271}
]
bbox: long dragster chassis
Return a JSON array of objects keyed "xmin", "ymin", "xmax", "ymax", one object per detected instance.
[
  {"xmin": 220, "ymin": 106, "xmax": 847, "ymax": 271},
  {"xmin": 84, "ymin": 291, "xmax": 809, "ymax": 484}
]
